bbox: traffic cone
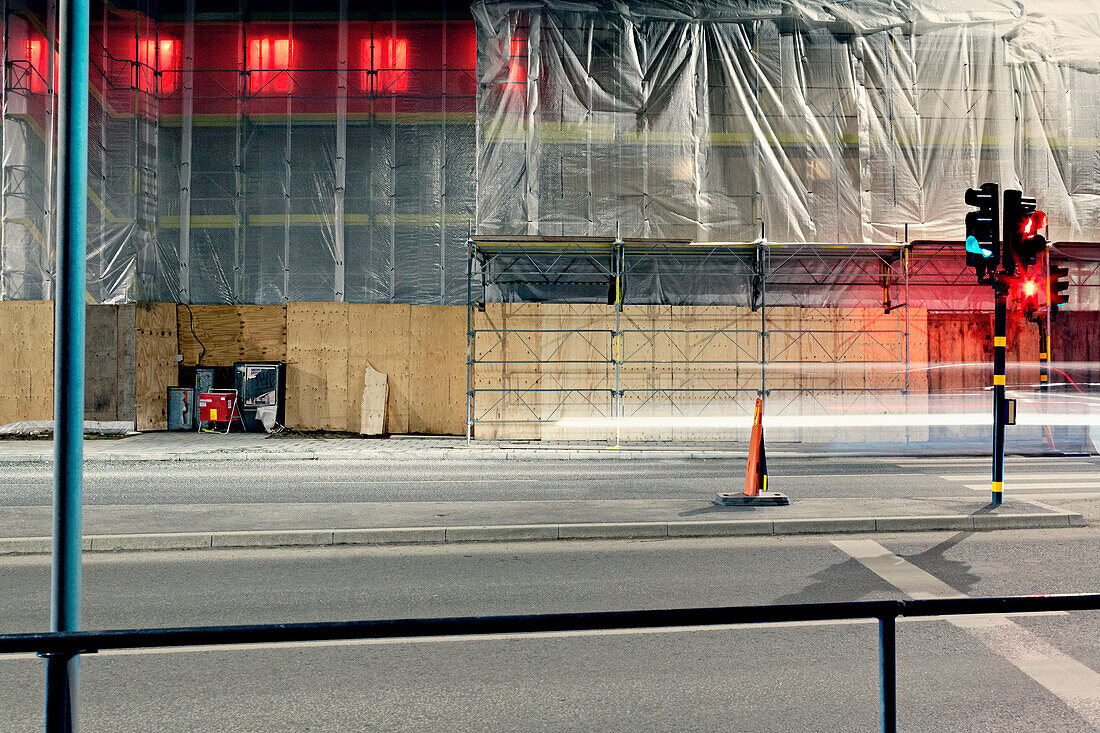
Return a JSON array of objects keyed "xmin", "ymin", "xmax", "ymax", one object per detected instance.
[{"xmin": 743, "ymin": 397, "xmax": 768, "ymax": 497}]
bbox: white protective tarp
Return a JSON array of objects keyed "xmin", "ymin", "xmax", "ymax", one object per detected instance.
[{"xmin": 472, "ymin": 0, "xmax": 1100, "ymax": 249}]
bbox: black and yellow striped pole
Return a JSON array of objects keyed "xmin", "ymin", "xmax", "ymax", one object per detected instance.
[
  {"xmin": 992, "ymin": 286, "xmax": 1007, "ymax": 505},
  {"xmin": 1038, "ymin": 321, "xmax": 1049, "ymax": 392}
]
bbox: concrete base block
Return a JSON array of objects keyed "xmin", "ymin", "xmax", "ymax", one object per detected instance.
[
  {"xmin": 0, "ymin": 537, "xmax": 53, "ymax": 554},
  {"xmin": 89, "ymin": 532, "xmax": 213, "ymax": 552},
  {"xmin": 558, "ymin": 522, "xmax": 667, "ymax": 540},
  {"xmin": 211, "ymin": 530, "xmax": 335, "ymax": 548},
  {"xmin": 667, "ymin": 520, "xmax": 774, "ymax": 537},
  {"xmin": 334, "ymin": 527, "xmax": 445, "ymax": 545},
  {"xmin": 446, "ymin": 525, "xmax": 558, "ymax": 542},
  {"xmin": 972, "ymin": 513, "xmax": 1072, "ymax": 530},
  {"xmin": 774, "ymin": 518, "xmax": 877, "ymax": 535},
  {"xmin": 875, "ymin": 516, "xmax": 974, "ymax": 532}
]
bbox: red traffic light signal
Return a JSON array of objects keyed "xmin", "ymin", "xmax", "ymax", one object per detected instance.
[
  {"xmin": 1003, "ymin": 190, "xmax": 1047, "ymax": 274},
  {"xmin": 1020, "ymin": 210, "xmax": 1047, "ymax": 238}
]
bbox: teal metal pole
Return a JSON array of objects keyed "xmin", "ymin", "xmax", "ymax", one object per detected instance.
[{"xmin": 47, "ymin": 0, "xmax": 89, "ymax": 726}]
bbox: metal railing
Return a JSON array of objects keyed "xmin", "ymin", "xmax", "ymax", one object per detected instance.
[{"xmin": 2, "ymin": 593, "xmax": 1099, "ymax": 732}]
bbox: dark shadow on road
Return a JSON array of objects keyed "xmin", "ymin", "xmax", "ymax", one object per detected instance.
[
  {"xmin": 774, "ymin": 530, "xmax": 982, "ymax": 605},
  {"xmin": 773, "ymin": 556, "xmax": 897, "ymax": 605},
  {"xmin": 898, "ymin": 531, "xmax": 981, "ymax": 595}
]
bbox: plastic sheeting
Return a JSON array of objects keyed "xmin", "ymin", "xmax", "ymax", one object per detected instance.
[
  {"xmin": 473, "ymin": 0, "xmax": 1100, "ymax": 308},
  {"xmin": 0, "ymin": 5, "xmax": 478, "ymax": 304},
  {"xmin": 3, "ymin": 1, "xmax": 1100, "ymax": 306}
]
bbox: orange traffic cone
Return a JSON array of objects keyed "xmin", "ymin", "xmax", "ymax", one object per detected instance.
[
  {"xmin": 714, "ymin": 398, "xmax": 786, "ymax": 506},
  {"xmin": 743, "ymin": 397, "xmax": 768, "ymax": 497}
]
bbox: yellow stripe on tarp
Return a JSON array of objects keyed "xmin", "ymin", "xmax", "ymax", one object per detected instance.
[
  {"xmin": 994, "ymin": 336, "xmax": 1007, "ymax": 347},
  {"xmin": 992, "ymin": 481, "xmax": 1003, "ymax": 493},
  {"xmin": 993, "ymin": 374, "xmax": 1005, "ymax": 385},
  {"xmin": 762, "ymin": 475, "xmax": 768, "ymax": 492}
]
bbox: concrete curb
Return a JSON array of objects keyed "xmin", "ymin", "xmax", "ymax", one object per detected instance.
[
  {"xmin": 0, "ymin": 511, "xmax": 1084, "ymax": 555},
  {"xmin": 0, "ymin": 450, "xmax": 752, "ymax": 463},
  {"xmin": 5, "ymin": 448, "xmax": 1090, "ymax": 463}
]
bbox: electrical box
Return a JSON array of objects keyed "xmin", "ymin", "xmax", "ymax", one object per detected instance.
[
  {"xmin": 195, "ymin": 367, "xmax": 215, "ymax": 400},
  {"xmin": 167, "ymin": 387, "xmax": 195, "ymax": 431},
  {"xmin": 233, "ymin": 362, "xmax": 284, "ymax": 432}
]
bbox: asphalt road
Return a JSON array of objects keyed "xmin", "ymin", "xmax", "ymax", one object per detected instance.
[
  {"xmin": 1, "ymin": 454, "xmax": 1098, "ymax": 506},
  {"xmin": 2, "ymin": 531, "xmax": 1100, "ymax": 731}
]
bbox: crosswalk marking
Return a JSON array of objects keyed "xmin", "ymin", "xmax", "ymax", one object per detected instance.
[
  {"xmin": 833, "ymin": 539, "xmax": 1100, "ymax": 728},
  {"xmin": 888, "ymin": 458, "xmax": 1093, "ymax": 466},
  {"xmin": 942, "ymin": 473, "xmax": 1100, "ymax": 483},
  {"xmin": 930, "ymin": 469, "xmax": 1099, "ymax": 494},
  {"xmin": 963, "ymin": 481, "xmax": 1100, "ymax": 492}
]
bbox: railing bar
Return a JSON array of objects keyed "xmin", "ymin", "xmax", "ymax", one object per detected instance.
[{"xmin": 2, "ymin": 594, "xmax": 1099, "ymax": 657}]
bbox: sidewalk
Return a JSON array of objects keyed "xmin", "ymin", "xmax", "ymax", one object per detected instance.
[
  {"xmin": 0, "ymin": 432, "xmax": 1087, "ymax": 462},
  {"xmin": 0, "ymin": 496, "xmax": 1084, "ymax": 555}
]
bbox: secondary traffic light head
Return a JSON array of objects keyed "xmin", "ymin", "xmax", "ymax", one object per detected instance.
[
  {"xmin": 1002, "ymin": 189, "xmax": 1047, "ymax": 274},
  {"xmin": 1050, "ymin": 264, "xmax": 1070, "ymax": 320},
  {"xmin": 964, "ymin": 182, "xmax": 999, "ymax": 281}
]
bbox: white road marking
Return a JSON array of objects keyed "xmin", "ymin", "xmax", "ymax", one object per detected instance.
[
  {"xmin": 942, "ymin": 473, "xmax": 1100, "ymax": 483},
  {"xmin": 0, "ymin": 611, "xmax": 1067, "ymax": 662},
  {"xmin": 1014, "ymin": 492, "xmax": 1100, "ymax": 502},
  {"xmin": 963, "ymin": 481, "xmax": 1100, "ymax": 492},
  {"xmin": 889, "ymin": 459, "xmax": 1092, "ymax": 466},
  {"xmin": 833, "ymin": 539, "xmax": 1100, "ymax": 727}
]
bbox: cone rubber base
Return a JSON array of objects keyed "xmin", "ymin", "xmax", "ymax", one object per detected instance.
[{"xmin": 714, "ymin": 492, "xmax": 790, "ymax": 506}]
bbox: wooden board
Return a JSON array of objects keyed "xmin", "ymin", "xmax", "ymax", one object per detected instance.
[
  {"xmin": 286, "ymin": 302, "xmax": 348, "ymax": 431},
  {"xmin": 358, "ymin": 362, "xmax": 388, "ymax": 435},
  {"xmin": 116, "ymin": 304, "xmax": 137, "ymax": 422},
  {"xmin": 177, "ymin": 304, "xmax": 287, "ymax": 366},
  {"xmin": 135, "ymin": 302, "xmax": 178, "ymax": 431},
  {"xmin": 408, "ymin": 305, "xmax": 467, "ymax": 435},
  {"xmin": 85, "ymin": 305, "xmax": 120, "ymax": 420},
  {"xmin": 346, "ymin": 304, "xmax": 410, "ymax": 434},
  {"xmin": 0, "ymin": 301, "xmax": 54, "ymax": 424}
]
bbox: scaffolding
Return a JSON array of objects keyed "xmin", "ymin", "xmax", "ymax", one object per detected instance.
[{"xmin": 466, "ymin": 235, "xmax": 921, "ymax": 442}]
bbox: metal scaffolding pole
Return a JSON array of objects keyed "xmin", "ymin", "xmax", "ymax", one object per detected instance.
[
  {"xmin": 179, "ymin": 0, "xmax": 195, "ymax": 302},
  {"xmin": 47, "ymin": 0, "xmax": 89, "ymax": 726},
  {"xmin": 333, "ymin": 0, "xmax": 347, "ymax": 301}
]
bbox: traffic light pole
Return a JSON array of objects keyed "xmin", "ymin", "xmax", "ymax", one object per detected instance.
[{"xmin": 992, "ymin": 285, "xmax": 1007, "ymax": 505}]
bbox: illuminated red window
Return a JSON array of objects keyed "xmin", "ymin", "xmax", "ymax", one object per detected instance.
[
  {"xmin": 136, "ymin": 39, "xmax": 180, "ymax": 94},
  {"xmin": 25, "ymin": 39, "xmax": 58, "ymax": 94},
  {"xmin": 248, "ymin": 38, "xmax": 293, "ymax": 95},
  {"xmin": 362, "ymin": 37, "xmax": 408, "ymax": 94},
  {"xmin": 507, "ymin": 36, "xmax": 527, "ymax": 86}
]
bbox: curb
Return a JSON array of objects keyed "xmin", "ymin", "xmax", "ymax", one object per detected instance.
[
  {"xmin": 0, "ymin": 450, "xmax": 749, "ymax": 463},
  {"xmin": 0, "ymin": 511, "xmax": 1084, "ymax": 555},
  {"xmin": 5, "ymin": 449, "xmax": 1092, "ymax": 463}
]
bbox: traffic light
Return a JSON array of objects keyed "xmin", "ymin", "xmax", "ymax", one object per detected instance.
[
  {"xmin": 964, "ymin": 183, "xmax": 999, "ymax": 282},
  {"xmin": 1018, "ymin": 267, "xmax": 1040, "ymax": 317},
  {"xmin": 1050, "ymin": 264, "xmax": 1070, "ymax": 320},
  {"xmin": 1002, "ymin": 189, "xmax": 1047, "ymax": 275}
]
